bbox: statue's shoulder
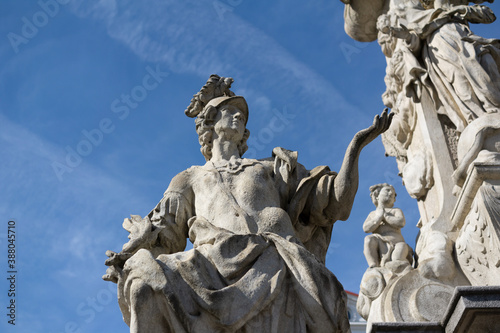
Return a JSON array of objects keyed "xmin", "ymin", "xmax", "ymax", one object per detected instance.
[
  {"xmin": 165, "ymin": 166, "xmax": 201, "ymax": 195},
  {"xmin": 248, "ymin": 147, "xmax": 300, "ymax": 168}
]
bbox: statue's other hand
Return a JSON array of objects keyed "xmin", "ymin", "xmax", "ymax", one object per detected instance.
[
  {"xmin": 461, "ymin": 4, "xmax": 497, "ymax": 24},
  {"xmin": 462, "ymin": 35, "xmax": 500, "ymax": 49},
  {"xmin": 475, "ymin": 5, "xmax": 496, "ymax": 23},
  {"xmin": 122, "ymin": 216, "xmax": 161, "ymax": 253},
  {"xmin": 390, "ymin": 24, "xmax": 411, "ymax": 41},
  {"xmin": 102, "ymin": 265, "xmax": 120, "ymax": 283},
  {"xmin": 104, "ymin": 250, "xmax": 132, "ymax": 267},
  {"xmin": 102, "ymin": 250, "xmax": 133, "ymax": 283},
  {"xmin": 355, "ymin": 108, "xmax": 393, "ymax": 148}
]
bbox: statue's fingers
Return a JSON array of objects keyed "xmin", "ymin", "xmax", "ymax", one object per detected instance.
[
  {"xmin": 102, "ymin": 267, "xmax": 119, "ymax": 283},
  {"xmin": 102, "ymin": 274, "xmax": 117, "ymax": 283},
  {"xmin": 387, "ymin": 112, "xmax": 395, "ymax": 128},
  {"xmin": 105, "ymin": 257, "xmax": 115, "ymax": 266},
  {"xmin": 372, "ymin": 114, "xmax": 380, "ymax": 128},
  {"xmin": 380, "ymin": 110, "xmax": 389, "ymax": 127}
]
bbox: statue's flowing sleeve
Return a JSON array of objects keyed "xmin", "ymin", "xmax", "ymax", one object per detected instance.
[
  {"xmin": 272, "ymin": 147, "xmax": 339, "ymax": 263},
  {"xmin": 147, "ymin": 170, "xmax": 194, "ymax": 256}
]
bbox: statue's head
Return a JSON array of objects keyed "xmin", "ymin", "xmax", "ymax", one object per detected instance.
[
  {"xmin": 185, "ymin": 75, "xmax": 251, "ymax": 161},
  {"xmin": 195, "ymin": 96, "xmax": 250, "ymax": 161},
  {"xmin": 370, "ymin": 183, "xmax": 396, "ymax": 208}
]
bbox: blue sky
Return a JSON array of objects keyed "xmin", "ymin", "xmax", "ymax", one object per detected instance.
[{"xmin": 1, "ymin": 1, "xmax": 499, "ymax": 332}]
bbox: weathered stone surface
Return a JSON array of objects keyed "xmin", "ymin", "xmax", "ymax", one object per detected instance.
[
  {"xmin": 104, "ymin": 75, "xmax": 392, "ymax": 332},
  {"xmin": 357, "ymin": 184, "xmax": 414, "ymax": 322},
  {"xmin": 371, "ymin": 286, "xmax": 500, "ymax": 332},
  {"xmin": 342, "ymin": 0, "xmax": 500, "ymax": 326},
  {"xmin": 371, "ymin": 322, "xmax": 443, "ymax": 333},
  {"xmin": 443, "ymin": 286, "xmax": 500, "ymax": 333},
  {"xmin": 357, "ymin": 184, "xmax": 462, "ymax": 330}
]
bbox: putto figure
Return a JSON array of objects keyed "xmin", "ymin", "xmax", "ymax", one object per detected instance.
[
  {"xmin": 363, "ymin": 183, "xmax": 412, "ymax": 270},
  {"xmin": 357, "ymin": 183, "xmax": 413, "ymax": 322},
  {"xmin": 103, "ymin": 75, "xmax": 392, "ymax": 333}
]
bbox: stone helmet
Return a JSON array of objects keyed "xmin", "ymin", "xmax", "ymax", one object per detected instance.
[{"xmin": 202, "ymin": 95, "xmax": 249, "ymax": 126}]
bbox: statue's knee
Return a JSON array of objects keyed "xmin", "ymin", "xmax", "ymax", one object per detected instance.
[
  {"xmin": 130, "ymin": 279, "xmax": 153, "ymax": 305},
  {"xmin": 392, "ymin": 242, "xmax": 409, "ymax": 261},
  {"xmin": 364, "ymin": 236, "xmax": 377, "ymax": 249}
]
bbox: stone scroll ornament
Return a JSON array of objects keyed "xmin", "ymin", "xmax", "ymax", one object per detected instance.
[{"xmin": 103, "ymin": 74, "xmax": 393, "ymax": 333}]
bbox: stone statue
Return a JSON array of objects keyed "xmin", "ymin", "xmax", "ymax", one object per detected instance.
[
  {"xmin": 385, "ymin": 0, "xmax": 500, "ymax": 132},
  {"xmin": 103, "ymin": 75, "xmax": 392, "ymax": 333},
  {"xmin": 376, "ymin": 0, "xmax": 500, "ymax": 198},
  {"xmin": 357, "ymin": 184, "xmax": 413, "ymax": 323},
  {"xmin": 363, "ymin": 183, "xmax": 412, "ymax": 270},
  {"xmin": 342, "ymin": 0, "xmax": 500, "ymax": 328}
]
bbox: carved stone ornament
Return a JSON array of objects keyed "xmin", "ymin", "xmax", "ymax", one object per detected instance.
[
  {"xmin": 342, "ymin": 0, "xmax": 500, "ymax": 327},
  {"xmin": 452, "ymin": 115, "xmax": 500, "ymax": 286}
]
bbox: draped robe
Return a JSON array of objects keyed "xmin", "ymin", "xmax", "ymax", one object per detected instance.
[{"xmin": 117, "ymin": 148, "xmax": 350, "ymax": 333}]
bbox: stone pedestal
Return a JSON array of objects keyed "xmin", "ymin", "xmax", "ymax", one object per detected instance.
[{"xmin": 371, "ymin": 286, "xmax": 500, "ymax": 333}]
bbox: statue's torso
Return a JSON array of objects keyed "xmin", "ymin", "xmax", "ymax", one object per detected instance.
[{"xmin": 189, "ymin": 159, "xmax": 296, "ymax": 238}]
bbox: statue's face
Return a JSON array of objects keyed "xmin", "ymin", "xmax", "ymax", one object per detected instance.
[
  {"xmin": 213, "ymin": 104, "xmax": 247, "ymax": 142},
  {"xmin": 378, "ymin": 186, "xmax": 396, "ymax": 207}
]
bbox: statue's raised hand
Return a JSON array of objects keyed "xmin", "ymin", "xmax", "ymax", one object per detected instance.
[
  {"xmin": 390, "ymin": 24, "xmax": 411, "ymax": 42},
  {"xmin": 354, "ymin": 108, "xmax": 393, "ymax": 149}
]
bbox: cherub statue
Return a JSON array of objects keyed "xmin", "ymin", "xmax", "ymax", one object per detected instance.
[
  {"xmin": 363, "ymin": 183, "xmax": 412, "ymax": 270},
  {"xmin": 103, "ymin": 75, "xmax": 392, "ymax": 333}
]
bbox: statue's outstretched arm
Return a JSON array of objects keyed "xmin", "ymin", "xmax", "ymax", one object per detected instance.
[
  {"xmin": 102, "ymin": 215, "xmax": 163, "ymax": 283},
  {"xmin": 103, "ymin": 171, "xmax": 193, "ymax": 283},
  {"xmin": 331, "ymin": 109, "xmax": 393, "ymax": 221}
]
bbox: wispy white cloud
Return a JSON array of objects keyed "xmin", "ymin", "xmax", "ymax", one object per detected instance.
[
  {"xmin": 68, "ymin": 0, "xmax": 364, "ymax": 125},
  {"xmin": 0, "ymin": 112, "xmax": 150, "ymax": 284}
]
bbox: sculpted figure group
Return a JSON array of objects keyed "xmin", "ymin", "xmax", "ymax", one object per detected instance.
[
  {"xmin": 343, "ymin": 0, "xmax": 500, "ymax": 327},
  {"xmin": 103, "ymin": 75, "xmax": 392, "ymax": 333}
]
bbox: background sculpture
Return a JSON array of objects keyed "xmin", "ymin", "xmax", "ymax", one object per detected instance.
[
  {"xmin": 357, "ymin": 184, "xmax": 413, "ymax": 323},
  {"xmin": 103, "ymin": 75, "xmax": 392, "ymax": 332},
  {"xmin": 363, "ymin": 183, "xmax": 412, "ymax": 270},
  {"xmin": 342, "ymin": 0, "xmax": 500, "ymax": 327}
]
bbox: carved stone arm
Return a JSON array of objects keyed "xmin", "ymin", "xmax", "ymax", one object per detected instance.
[
  {"xmin": 363, "ymin": 210, "xmax": 384, "ymax": 233},
  {"xmin": 383, "ymin": 208, "xmax": 406, "ymax": 229},
  {"xmin": 330, "ymin": 109, "xmax": 393, "ymax": 221}
]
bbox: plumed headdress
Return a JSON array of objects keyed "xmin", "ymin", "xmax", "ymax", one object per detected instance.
[{"xmin": 185, "ymin": 74, "xmax": 248, "ymax": 124}]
